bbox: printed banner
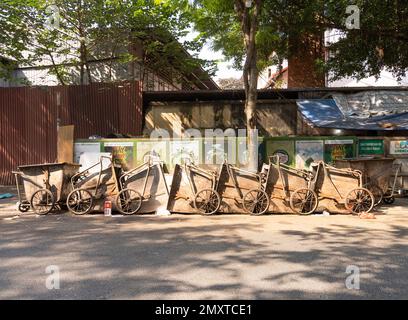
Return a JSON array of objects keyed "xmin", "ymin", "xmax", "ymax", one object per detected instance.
[
  {"xmin": 103, "ymin": 141, "xmax": 135, "ymax": 170},
  {"xmin": 136, "ymin": 141, "xmax": 168, "ymax": 164},
  {"xmin": 170, "ymin": 140, "xmax": 200, "ymax": 166},
  {"xmin": 296, "ymin": 140, "xmax": 324, "ymax": 170},
  {"xmin": 390, "ymin": 140, "xmax": 408, "ymax": 155},
  {"xmin": 74, "ymin": 142, "xmax": 101, "ymax": 164},
  {"xmin": 324, "ymin": 139, "xmax": 354, "ymax": 164}
]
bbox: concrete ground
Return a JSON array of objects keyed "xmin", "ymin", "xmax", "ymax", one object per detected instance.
[{"xmin": 0, "ymin": 186, "xmax": 407, "ymax": 299}]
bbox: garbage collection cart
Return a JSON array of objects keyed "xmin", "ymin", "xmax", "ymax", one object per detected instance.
[
  {"xmin": 167, "ymin": 159, "xmax": 222, "ymax": 215},
  {"xmin": 334, "ymin": 158, "xmax": 396, "ymax": 206},
  {"xmin": 116, "ymin": 155, "xmax": 169, "ymax": 215},
  {"xmin": 310, "ymin": 161, "xmax": 375, "ymax": 215},
  {"xmin": 66, "ymin": 156, "xmax": 121, "ymax": 215},
  {"xmin": 13, "ymin": 162, "xmax": 81, "ymax": 215},
  {"xmin": 264, "ymin": 156, "xmax": 318, "ymax": 215},
  {"xmin": 217, "ymin": 161, "xmax": 270, "ymax": 215}
]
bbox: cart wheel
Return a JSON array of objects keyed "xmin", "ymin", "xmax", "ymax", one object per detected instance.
[
  {"xmin": 116, "ymin": 189, "xmax": 142, "ymax": 215},
  {"xmin": 194, "ymin": 189, "xmax": 221, "ymax": 215},
  {"xmin": 30, "ymin": 189, "xmax": 55, "ymax": 215},
  {"xmin": 345, "ymin": 188, "xmax": 374, "ymax": 215},
  {"xmin": 290, "ymin": 188, "xmax": 319, "ymax": 215},
  {"xmin": 369, "ymin": 185, "xmax": 383, "ymax": 207},
  {"xmin": 383, "ymin": 196, "xmax": 395, "ymax": 205},
  {"xmin": 243, "ymin": 189, "xmax": 270, "ymax": 215},
  {"xmin": 17, "ymin": 200, "xmax": 30, "ymax": 213},
  {"xmin": 67, "ymin": 189, "xmax": 93, "ymax": 215}
]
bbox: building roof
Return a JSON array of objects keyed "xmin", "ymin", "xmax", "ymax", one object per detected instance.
[
  {"xmin": 144, "ymin": 86, "xmax": 408, "ymax": 103},
  {"xmin": 297, "ymin": 93, "xmax": 408, "ymax": 130},
  {"xmin": 264, "ymin": 67, "xmax": 288, "ymax": 89}
]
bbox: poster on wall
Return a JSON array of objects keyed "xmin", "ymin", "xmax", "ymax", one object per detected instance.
[
  {"xmin": 74, "ymin": 142, "xmax": 101, "ymax": 164},
  {"xmin": 324, "ymin": 139, "xmax": 354, "ymax": 164},
  {"xmin": 136, "ymin": 141, "xmax": 168, "ymax": 164},
  {"xmin": 266, "ymin": 139, "xmax": 295, "ymax": 166},
  {"xmin": 103, "ymin": 141, "xmax": 135, "ymax": 170},
  {"xmin": 170, "ymin": 140, "xmax": 200, "ymax": 166},
  {"xmin": 203, "ymin": 137, "xmax": 237, "ymax": 165},
  {"xmin": 358, "ymin": 139, "xmax": 384, "ymax": 157},
  {"xmin": 296, "ymin": 140, "xmax": 324, "ymax": 170},
  {"xmin": 390, "ymin": 140, "xmax": 408, "ymax": 155},
  {"xmin": 236, "ymin": 137, "xmax": 264, "ymax": 167}
]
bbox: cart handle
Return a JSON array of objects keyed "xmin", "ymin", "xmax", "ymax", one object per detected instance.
[
  {"xmin": 70, "ymin": 156, "xmax": 113, "ymax": 187},
  {"xmin": 119, "ymin": 161, "xmax": 151, "ymax": 187}
]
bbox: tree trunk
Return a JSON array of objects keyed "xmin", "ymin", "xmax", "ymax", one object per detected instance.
[
  {"xmin": 79, "ymin": 40, "xmax": 86, "ymax": 85},
  {"xmin": 235, "ymin": 0, "xmax": 262, "ymax": 171},
  {"xmin": 47, "ymin": 51, "xmax": 66, "ymax": 85}
]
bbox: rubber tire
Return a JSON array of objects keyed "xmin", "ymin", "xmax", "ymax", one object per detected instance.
[{"xmin": 17, "ymin": 201, "xmax": 31, "ymax": 213}]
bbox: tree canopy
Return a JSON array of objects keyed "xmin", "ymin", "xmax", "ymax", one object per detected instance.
[
  {"xmin": 0, "ymin": 0, "xmax": 214, "ymax": 85},
  {"xmin": 184, "ymin": 0, "xmax": 408, "ymax": 82}
]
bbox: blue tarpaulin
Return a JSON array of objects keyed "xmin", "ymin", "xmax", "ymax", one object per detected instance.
[{"xmin": 297, "ymin": 99, "xmax": 408, "ymax": 130}]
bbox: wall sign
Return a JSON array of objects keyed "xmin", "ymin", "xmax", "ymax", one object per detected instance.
[
  {"xmin": 390, "ymin": 140, "xmax": 408, "ymax": 155},
  {"xmin": 358, "ymin": 139, "xmax": 384, "ymax": 156}
]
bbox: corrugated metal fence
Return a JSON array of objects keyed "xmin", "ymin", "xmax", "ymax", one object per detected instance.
[{"xmin": 0, "ymin": 81, "xmax": 143, "ymax": 184}]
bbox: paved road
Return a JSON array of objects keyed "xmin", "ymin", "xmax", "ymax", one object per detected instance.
[{"xmin": 0, "ymin": 192, "xmax": 408, "ymax": 299}]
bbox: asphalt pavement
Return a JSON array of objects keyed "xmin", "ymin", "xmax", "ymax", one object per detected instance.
[{"xmin": 0, "ymin": 189, "xmax": 407, "ymax": 299}]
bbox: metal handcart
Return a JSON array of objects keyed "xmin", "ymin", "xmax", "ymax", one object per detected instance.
[
  {"xmin": 13, "ymin": 162, "xmax": 81, "ymax": 215},
  {"xmin": 265, "ymin": 155, "xmax": 318, "ymax": 215},
  {"xmin": 115, "ymin": 155, "xmax": 169, "ymax": 215},
  {"xmin": 167, "ymin": 159, "xmax": 222, "ymax": 215},
  {"xmin": 217, "ymin": 161, "xmax": 270, "ymax": 215},
  {"xmin": 66, "ymin": 156, "xmax": 121, "ymax": 215}
]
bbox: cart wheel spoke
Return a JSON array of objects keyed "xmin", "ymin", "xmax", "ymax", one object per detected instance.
[
  {"xmin": 290, "ymin": 188, "xmax": 318, "ymax": 215},
  {"xmin": 345, "ymin": 188, "xmax": 374, "ymax": 215},
  {"xmin": 67, "ymin": 189, "xmax": 93, "ymax": 215},
  {"xmin": 116, "ymin": 189, "xmax": 142, "ymax": 215},
  {"xmin": 243, "ymin": 189, "xmax": 269, "ymax": 216},
  {"xmin": 30, "ymin": 189, "xmax": 55, "ymax": 215},
  {"xmin": 194, "ymin": 189, "xmax": 220, "ymax": 215}
]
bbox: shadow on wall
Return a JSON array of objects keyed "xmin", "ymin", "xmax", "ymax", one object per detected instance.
[{"xmin": 143, "ymin": 101, "xmax": 298, "ymax": 138}]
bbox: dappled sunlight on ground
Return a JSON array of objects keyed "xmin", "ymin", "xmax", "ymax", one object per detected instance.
[{"xmin": 1, "ymin": 186, "xmax": 407, "ymax": 299}]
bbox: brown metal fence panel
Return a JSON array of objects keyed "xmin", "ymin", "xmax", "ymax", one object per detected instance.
[{"xmin": 0, "ymin": 81, "xmax": 143, "ymax": 184}]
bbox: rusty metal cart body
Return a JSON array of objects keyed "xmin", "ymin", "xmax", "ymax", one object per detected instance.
[
  {"xmin": 264, "ymin": 156, "xmax": 318, "ymax": 215},
  {"xmin": 115, "ymin": 156, "xmax": 170, "ymax": 215},
  {"xmin": 66, "ymin": 156, "xmax": 121, "ymax": 215},
  {"xmin": 334, "ymin": 158, "xmax": 396, "ymax": 206},
  {"xmin": 13, "ymin": 162, "xmax": 81, "ymax": 215},
  {"xmin": 310, "ymin": 161, "xmax": 374, "ymax": 215},
  {"xmin": 167, "ymin": 160, "xmax": 221, "ymax": 215},
  {"xmin": 217, "ymin": 161, "xmax": 270, "ymax": 215}
]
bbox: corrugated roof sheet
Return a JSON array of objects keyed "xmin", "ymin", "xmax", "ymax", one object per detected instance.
[
  {"xmin": 332, "ymin": 91, "xmax": 408, "ymax": 118},
  {"xmin": 297, "ymin": 99, "xmax": 408, "ymax": 130}
]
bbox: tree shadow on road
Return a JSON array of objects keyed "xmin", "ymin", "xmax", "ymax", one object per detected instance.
[{"xmin": 0, "ymin": 213, "xmax": 407, "ymax": 299}]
